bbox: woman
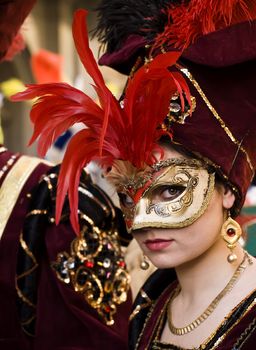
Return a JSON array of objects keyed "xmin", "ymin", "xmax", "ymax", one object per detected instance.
[
  {"xmin": 12, "ymin": 0, "xmax": 256, "ymax": 348},
  {"xmin": 125, "ymin": 143, "xmax": 256, "ymax": 349}
]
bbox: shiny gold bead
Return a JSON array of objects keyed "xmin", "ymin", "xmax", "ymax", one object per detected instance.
[
  {"xmin": 227, "ymin": 253, "xmax": 237, "ymax": 263},
  {"xmin": 140, "ymin": 260, "xmax": 150, "ymax": 270}
]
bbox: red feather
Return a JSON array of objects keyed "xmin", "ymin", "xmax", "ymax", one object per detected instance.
[
  {"xmin": 72, "ymin": 10, "xmax": 114, "ymax": 154},
  {"xmin": 56, "ymin": 129, "xmax": 101, "ymax": 231},
  {"xmin": 11, "ymin": 82, "xmax": 103, "ymax": 156},
  {"xmin": 123, "ymin": 51, "xmax": 186, "ymax": 168},
  {"xmin": 11, "ymin": 10, "xmax": 190, "ymax": 234},
  {"xmin": 153, "ymin": 0, "xmax": 256, "ymax": 51}
]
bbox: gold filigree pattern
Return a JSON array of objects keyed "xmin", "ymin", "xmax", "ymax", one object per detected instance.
[
  {"xmin": 52, "ymin": 213, "xmax": 130, "ymax": 326},
  {"xmin": 147, "ymin": 171, "xmax": 198, "ymax": 217},
  {"xmin": 116, "ymin": 157, "xmax": 215, "ymax": 232}
]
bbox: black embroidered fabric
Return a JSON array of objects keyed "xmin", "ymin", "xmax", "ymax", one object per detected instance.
[{"xmin": 16, "ymin": 165, "xmax": 130, "ymax": 336}]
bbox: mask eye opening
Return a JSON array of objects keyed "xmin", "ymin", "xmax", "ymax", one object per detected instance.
[
  {"xmin": 118, "ymin": 192, "xmax": 135, "ymax": 209},
  {"xmin": 149, "ymin": 184, "xmax": 187, "ymax": 204}
]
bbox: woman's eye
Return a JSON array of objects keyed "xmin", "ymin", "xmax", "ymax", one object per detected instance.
[
  {"xmin": 118, "ymin": 193, "xmax": 135, "ymax": 208},
  {"xmin": 152, "ymin": 185, "xmax": 186, "ymax": 202}
]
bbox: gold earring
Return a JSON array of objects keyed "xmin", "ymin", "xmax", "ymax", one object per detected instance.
[
  {"xmin": 221, "ymin": 212, "xmax": 242, "ymax": 263},
  {"xmin": 140, "ymin": 255, "xmax": 150, "ymax": 270}
]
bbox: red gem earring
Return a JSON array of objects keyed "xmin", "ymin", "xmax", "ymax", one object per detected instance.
[{"xmin": 221, "ymin": 212, "xmax": 242, "ymax": 263}]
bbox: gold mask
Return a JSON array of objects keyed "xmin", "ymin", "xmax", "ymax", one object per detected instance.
[{"xmin": 113, "ymin": 158, "xmax": 215, "ymax": 233}]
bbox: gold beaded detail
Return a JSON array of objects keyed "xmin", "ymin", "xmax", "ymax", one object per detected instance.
[{"xmin": 0, "ymin": 154, "xmax": 18, "ymax": 179}]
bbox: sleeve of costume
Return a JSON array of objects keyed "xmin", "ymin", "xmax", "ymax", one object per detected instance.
[
  {"xmin": 15, "ymin": 165, "xmax": 132, "ymax": 350},
  {"xmin": 0, "ymin": 149, "xmax": 51, "ymax": 350}
]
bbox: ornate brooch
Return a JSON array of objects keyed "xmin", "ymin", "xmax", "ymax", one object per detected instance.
[{"xmin": 52, "ymin": 214, "xmax": 130, "ymax": 326}]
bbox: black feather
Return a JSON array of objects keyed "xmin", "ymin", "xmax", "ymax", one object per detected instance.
[{"xmin": 94, "ymin": 0, "xmax": 189, "ymax": 53}]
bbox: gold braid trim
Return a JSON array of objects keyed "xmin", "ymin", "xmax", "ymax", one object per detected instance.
[
  {"xmin": 94, "ymin": 185, "xmax": 116, "ymax": 219},
  {"xmin": 41, "ymin": 175, "xmax": 53, "ymax": 190},
  {"xmin": 21, "ymin": 314, "xmax": 36, "ymax": 326},
  {"xmin": 178, "ymin": 66, "xmax": 254, "ymax": 177},
  {"xmin": 16, "ymin": 231, "xmax": 39, "ymax": 280},
  {"xmin": 129, "ymin": 289, "xmax": 153, "ymax": 321},
  {"xmin": 0, "ymin": 156, "xmax": 47, "ymax": 241},
  {"xmin": 231, "ymin": 317, "xmax": 256, "ymax": 349},
  {"xmin": 78, "ymin": 186, "xmax": 110, "ymax": 215},
  {"xmin": 78, "ymin": 211, "xmax": 95, "ymax": 226},
  {"xmin": 26, "ymin": 209, "xmax": 48, "ymax": 218},
  {"xmin": 15, "ymin": 279, "xmax": 36, "ymax": 308}
]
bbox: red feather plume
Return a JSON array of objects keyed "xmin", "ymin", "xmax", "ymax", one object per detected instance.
[
  {"xmin": 152, "ymin": 0, "xmax": 256, "ymax": 51},
  {"xmin": 11, "ymin": 9, "xmax": 190, "ymax": 234}
]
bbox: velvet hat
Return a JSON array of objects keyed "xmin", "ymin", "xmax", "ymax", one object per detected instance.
[{"xmin": 96, "ymin": 0, "xmax": 256, "ymax": 214}]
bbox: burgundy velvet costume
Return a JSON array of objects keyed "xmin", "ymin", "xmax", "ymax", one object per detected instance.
[
  {"xmin": 0, "ymin": 149, "xmax": 131, "ymax": 350},
  {"xmin": 129, "ymin": 269, "xmax": 256, "ymax": 349}
]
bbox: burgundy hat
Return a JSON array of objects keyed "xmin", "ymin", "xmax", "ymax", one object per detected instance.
[
  {"xmin": 95, "ymin": 0, "xmax": 256, "ymax": 214},
  {"xmin": 0, "ymin": 0, "xmax": 36, "ymax": 62}
]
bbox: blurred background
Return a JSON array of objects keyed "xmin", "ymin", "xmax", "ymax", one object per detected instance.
[{"xmin": 0, "ymin": 0, "xmax": 126, "ymax": 156}]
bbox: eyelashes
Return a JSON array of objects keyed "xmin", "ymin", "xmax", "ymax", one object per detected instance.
[
  {"xmin": 118, "ymin": 192, "xmax": 135, "ymax": 208},
  {"xmin": 118, "ymin": 184, "xmax": 186, "ymax": 209},
  {"xmin": 150, "ymin": 185, "xmax": 186, "ymax": 203}
]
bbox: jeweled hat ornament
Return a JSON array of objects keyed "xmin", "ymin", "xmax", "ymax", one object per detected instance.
[{"xmin": 12, "ymin": 0, "xmax": 256, "ymax": 235}]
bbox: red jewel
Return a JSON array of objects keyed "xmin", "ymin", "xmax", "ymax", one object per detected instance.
[
  {"xmin": 84, "ymin": 261, "xmax": 94, "ymax": 268},
  {"xmin": 118, "ymin": 261, "xmax": 125, "ymax": 268},
  {"xmin": 227, "ymin": 228, "xmax": 236, "ymax": 237},
  {"xmin": 105, "ymin": 305, "xmax": 111, "ymax": 313}
]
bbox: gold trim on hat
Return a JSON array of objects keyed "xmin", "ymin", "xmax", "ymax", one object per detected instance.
[{"xmin": 178, "ymin": 65, "xmax": 254, "ymax": 176}]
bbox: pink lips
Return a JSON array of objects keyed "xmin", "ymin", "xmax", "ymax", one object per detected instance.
[{"xmin": 144, "ymin": 239, "xmax": 174, "ymax": 251}]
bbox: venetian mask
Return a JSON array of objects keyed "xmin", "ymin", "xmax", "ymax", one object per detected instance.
[{"xmin": 109, "ymin": 158, "xmax": 215, "ymax": 233}]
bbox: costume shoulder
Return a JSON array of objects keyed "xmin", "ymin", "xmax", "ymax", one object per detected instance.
[
  {"xmin": 15, "ymin": 164, "xmax": 132, "ymax": 349},
  {"xmin": 0, "ymin": 148, "xmax": 52, "ymax": 349},
  {"xmin": 0, "ymin": 148, "xmax": 51, "ymax": 240},
  {"xmin": 129, "ymin": 268, "xmax": 176, "ymax": 350}
]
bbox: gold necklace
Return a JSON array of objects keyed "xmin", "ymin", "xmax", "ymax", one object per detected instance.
[{"xmin": 167, "ymin": 252, "xmax": 252, "ymax": 336}]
